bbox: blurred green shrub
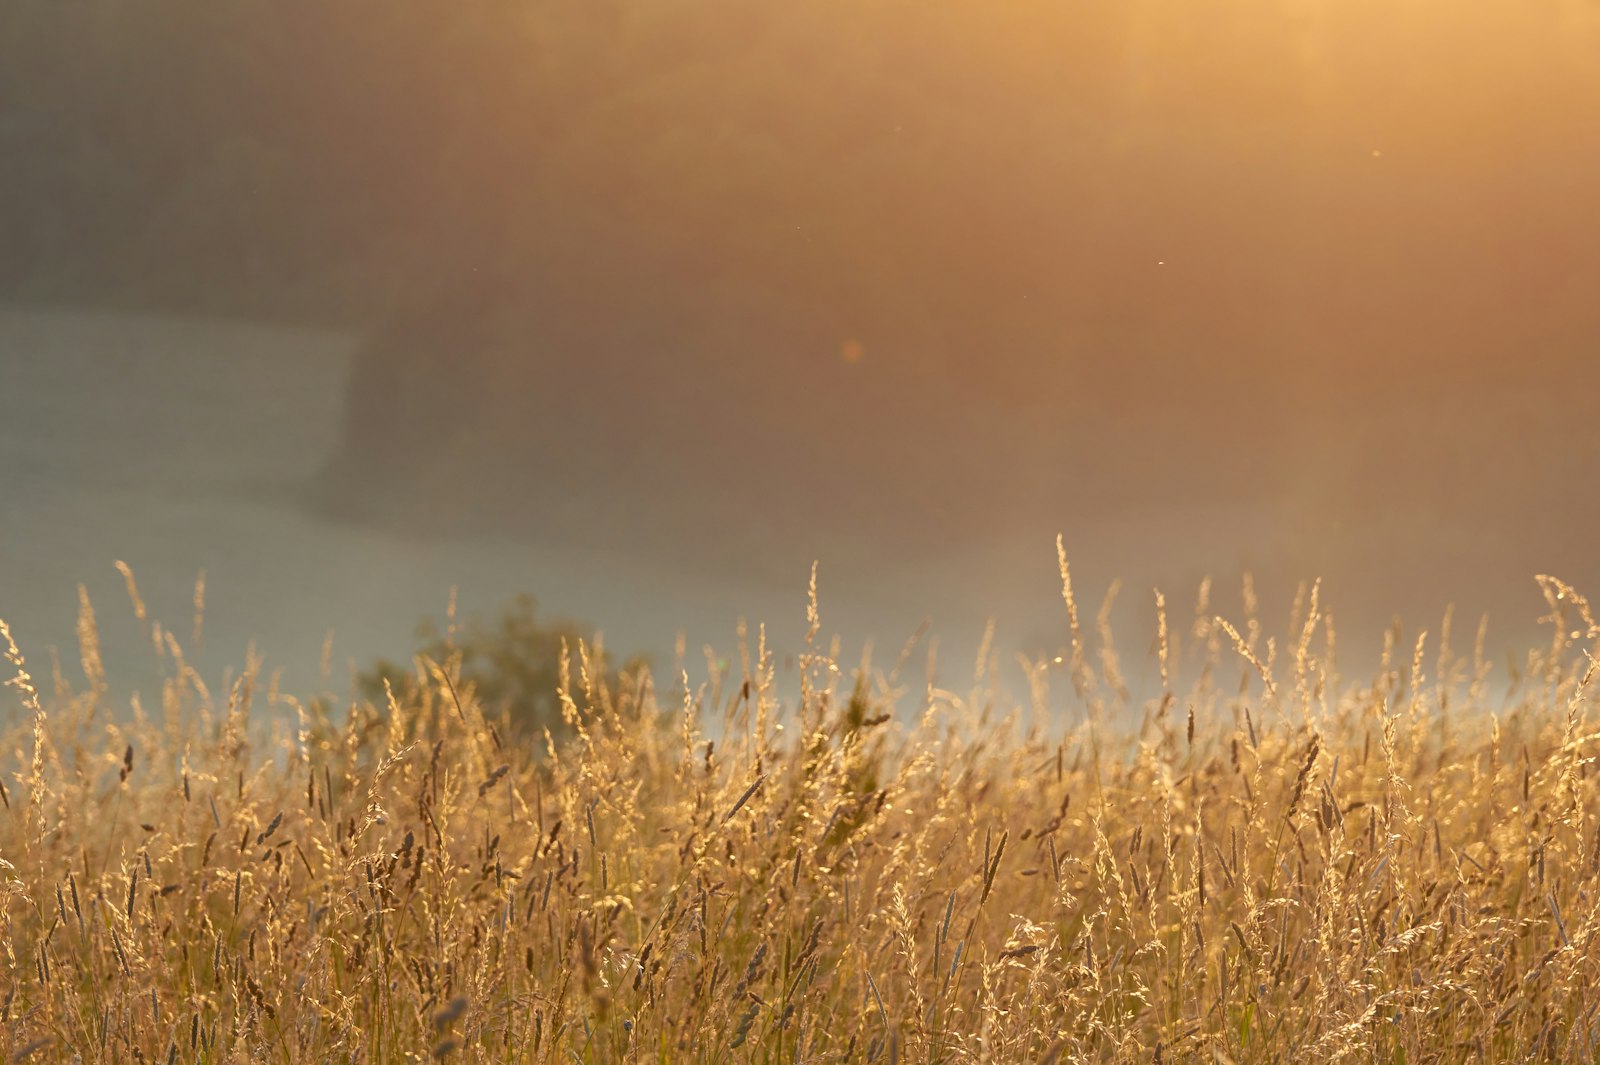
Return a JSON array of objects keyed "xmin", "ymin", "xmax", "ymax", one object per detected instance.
[{"xmin": 358, "ymin": 593, "xmax": 644, "ymax": 737}]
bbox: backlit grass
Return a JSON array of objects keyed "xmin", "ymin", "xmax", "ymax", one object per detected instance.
[{"xmin": 2, "ymin": 556, "xmax": 1598, "ymax": 1062}]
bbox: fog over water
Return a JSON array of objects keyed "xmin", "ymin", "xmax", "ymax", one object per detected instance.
[{"xmin": 1, "ymin": 306, "xmax": 1579, "ymax": 715}]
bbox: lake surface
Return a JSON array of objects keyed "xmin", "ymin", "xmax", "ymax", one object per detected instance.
[{"xmin": 0, "ymin": 307, "xmax": 1565, "ymax": 724}]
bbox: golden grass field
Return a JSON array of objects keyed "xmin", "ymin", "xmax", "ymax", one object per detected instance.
[{"xmin": 2, "ymin": 553, "xmax": 1599, "ymax": 1063}]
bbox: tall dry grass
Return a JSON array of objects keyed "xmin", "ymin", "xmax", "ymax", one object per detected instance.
[{"xmin": 2, "ymin": 556, "xmax": 1599, "ymax": 1062}]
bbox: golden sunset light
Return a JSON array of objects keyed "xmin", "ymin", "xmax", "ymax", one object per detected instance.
[{"xmin": 2, "ymin": 1, "xmax": 1599, "ymax": 1059}]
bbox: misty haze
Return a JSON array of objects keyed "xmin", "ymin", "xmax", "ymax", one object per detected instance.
[
  {"xmin": 4, "ymin": 2, "xmax": 1595, "ymax": 698},
  {"xmin": 5, "ymin": 4, "xmax": 1600, "ymax": 1061}
]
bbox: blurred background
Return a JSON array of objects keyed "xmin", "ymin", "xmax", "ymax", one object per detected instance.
[{"xmin": 2, "ymin": 0, "xmax": 1597, "ymax": 701}]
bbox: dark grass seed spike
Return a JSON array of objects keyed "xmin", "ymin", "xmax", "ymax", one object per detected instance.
[
  {"xmin": 723, "ymin": 775, "xmax": 765, "ymax": 824},
  {"xmin": 256, "ymin": 812, "xmax": 282, "ymax": 846}
]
